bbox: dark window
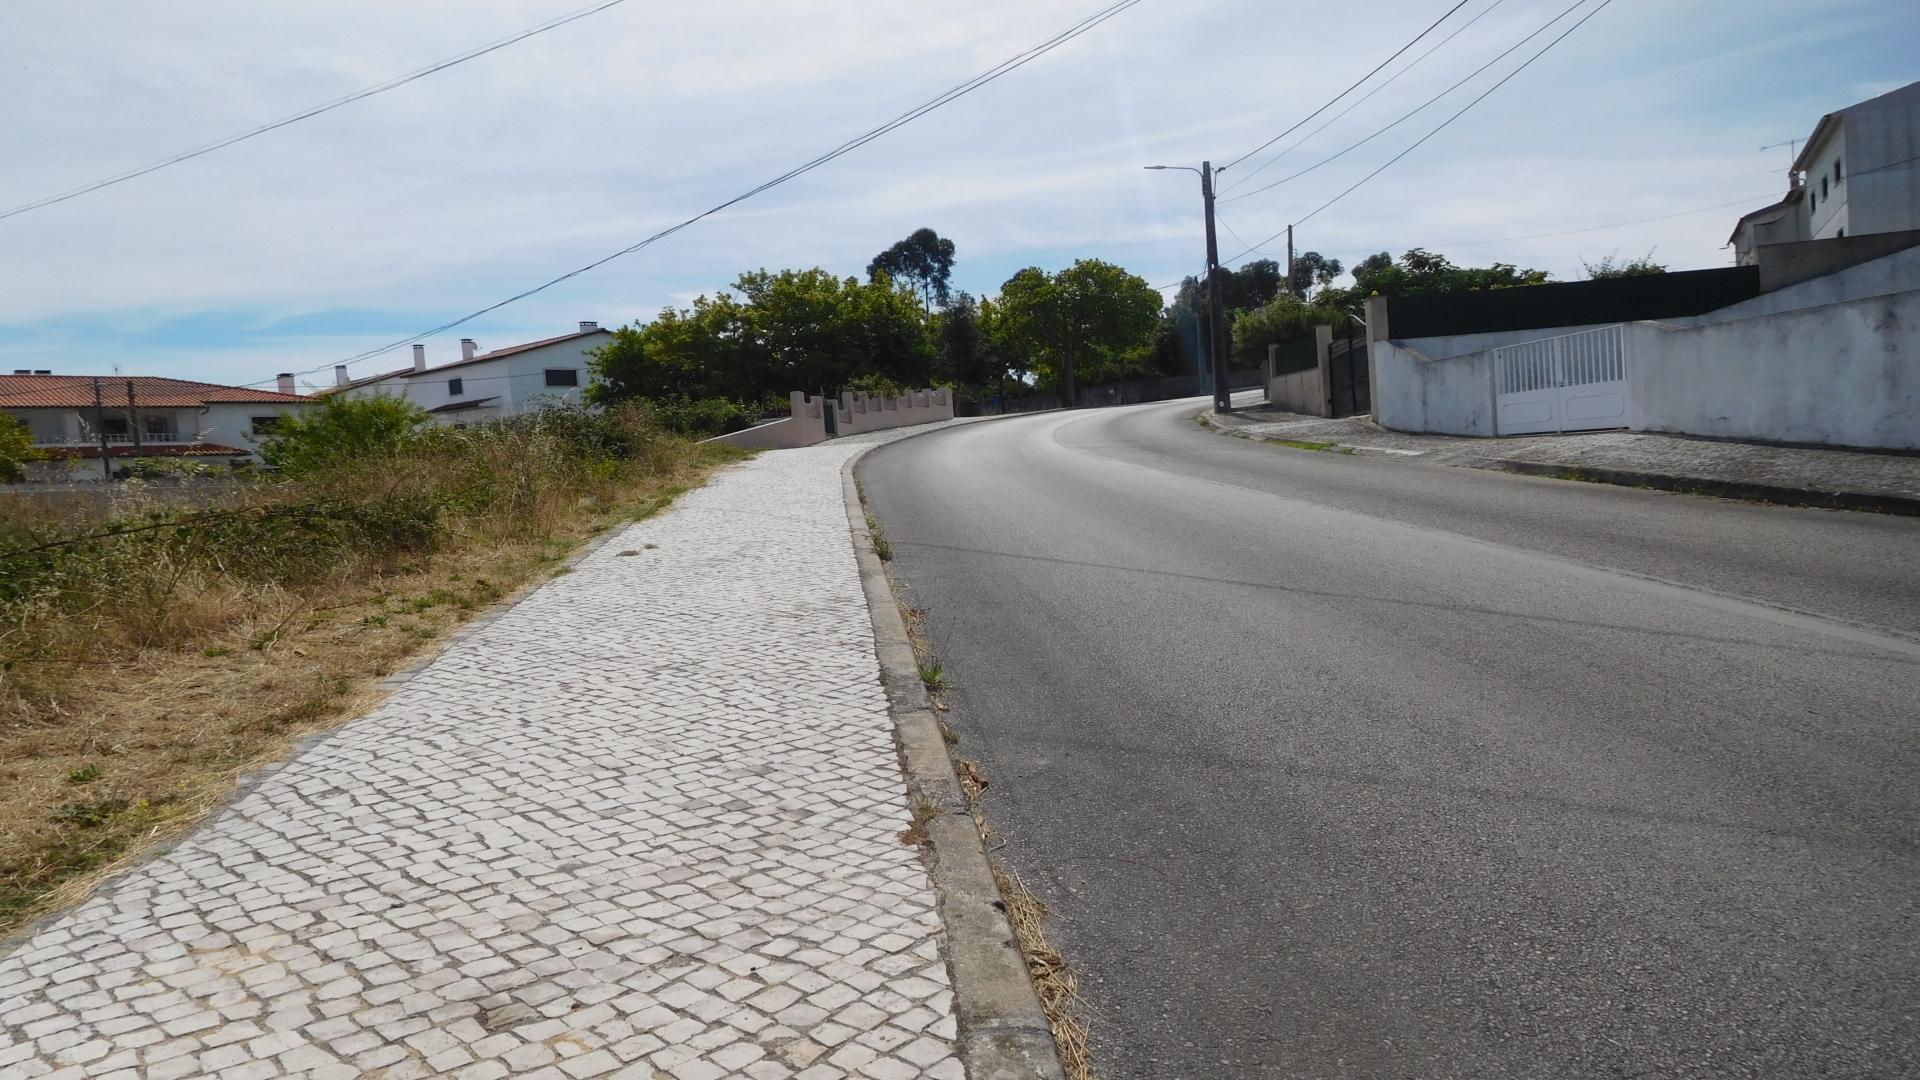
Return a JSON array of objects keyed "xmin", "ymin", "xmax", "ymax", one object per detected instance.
[
  {"xmin": 447, "ymin": 377, "xmax": 464, "ymax": 396},
  {"xmin": 144, "ymin": 416, "xmax": 169, "ymax": 436},
  {"xmin": 1810, "ymin": 190, "xmax": 1817, "ymax": 213},
  {"xmin": 1838, "ymin": 228, "xmax": 1845, "ymax": 238},
  {"xmin": 1822, "ymin": 175, "xmax": 1829, "ymax": 197},
  {"xmin": 100, "ymin": 416, "xmax": 129, "ymax": 436},
  {"xmin": 544, "ymin": 368, "xmax": 580, "ymax": 388},
  {"xmin": 251, "ymin": 416, "xmax": 281, "ymax": 435},
  {"xmin": 1836, "ymin": 159, "xmax": 1844, "ymax": 183}
]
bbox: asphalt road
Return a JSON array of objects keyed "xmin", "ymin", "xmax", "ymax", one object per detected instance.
[{"xmin": 856, "ymin": 399, "xmax": 1920, "ymax": 1080}]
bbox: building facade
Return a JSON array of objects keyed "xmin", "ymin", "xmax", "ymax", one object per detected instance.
[
  {"xmin": 328, "ymin": 323, "xmax": 610, "ymax": 422},
  {"xmin": 0, "ymin": 373, "xmax": 313, "ymax": 479},
  {"xmin": 1733, "ymin": 80, "xmax": 1920, "ymax": 265}
]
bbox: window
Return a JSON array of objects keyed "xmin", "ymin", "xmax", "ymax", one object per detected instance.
[
  {"xmin": 1809, "ymin": 190, "xmax": 1817, "ymax": 214},
  {"xmin": 1836, "ymin": 159, "xmax": 1844, "ymax": 183},
  {"xmin": 1838, "ymin": 228, "xmax": 1845, "ymax": 238},
  {"xmin": 144, "ymin": 416, "xmax": 169, "ymax": 437},
  {"xmin": 1822, "ymin": 175, "xmax": 1829, "ymax": 198},
  {"xmin": 544, "ymin": 368, "xmax": 580, "ymax": 388},
  {"xmin": 447, "ymin": 377, "xmax": 464, "ymax": 397},
  {"xmin": 251, "ymin": 416, "xmax": 282, "ymax": 436},
  {"xmin": 100, "ymin": 415, "xmax": 129, "ymax": 436}
]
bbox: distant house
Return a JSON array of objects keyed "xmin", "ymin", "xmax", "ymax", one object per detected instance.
[
  {"xmin": 0, "ymin": 372, "xmax": 313, "ymax": 480},
  {"xmin": 324, "ymin": 322, "xmax": 611, "ymax": 422},
  {"xmin": 1734, "ymin": 80, "xmax": 1920, "ymax": 264}
]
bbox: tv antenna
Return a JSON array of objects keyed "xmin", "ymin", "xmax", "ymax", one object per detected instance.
[{"xmin": 1760, "ymin": 138, "xmax": 1803, "ymax": 174}]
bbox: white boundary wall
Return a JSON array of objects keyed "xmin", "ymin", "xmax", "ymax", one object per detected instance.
[
  {"xmin": 1372, "ymin": 287, "xmax": 1919, "ymax": 450},
  {"xmin": 705, "ymin": 387, "xmax": 953, "ymax": 450}
]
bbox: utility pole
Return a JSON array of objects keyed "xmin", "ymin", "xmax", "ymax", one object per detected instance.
[
  {"xmin": 91, "ymin": 377, "xmax": 112, "ymax": 480},
  {"xmin": 1286, "ymin": 225, "xmax": 1297, "ymax": 299},
  {"xmin": 126, "ymin": 379, "xmax": 143, "ymax": 460},
  {"xmin": 1200, "ymin": 160, "xmax": 1230, "ymax": 413}
]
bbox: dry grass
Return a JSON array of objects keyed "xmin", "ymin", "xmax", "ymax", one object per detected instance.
[
  {"xmin": 992, "ymin": 860, "xmax": 1095, "ymax": 1080},
  {"xmin": 0, "ymin": 425, "xmax": 736, "ymax": 936}
]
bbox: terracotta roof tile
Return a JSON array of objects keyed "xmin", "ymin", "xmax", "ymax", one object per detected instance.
[{"xmin": 0, "ymin": 375, "xmax": 311, "ymax": 409}]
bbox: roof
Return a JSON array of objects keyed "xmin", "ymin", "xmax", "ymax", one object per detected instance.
[
  {"xmin": 1728, "ymin": 186, "xmax": 1805, "ymax": 244},
  {"xmin": 320, "ymin": 328, "xmax": 611, "ymax": 394},
  {"xmin": 0, "ymin": 375, "xmax": 311, "ymax": 410},
  {"xmin": 427, "ymin": 397, "xmax": 500, "ymax": 414},
  {"xmin": 38, "ymin": 442, "xmax": 254, "ymax": 460}
]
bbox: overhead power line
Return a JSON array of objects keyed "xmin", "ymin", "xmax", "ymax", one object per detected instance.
[
  {"xmin": 252, "ymin": 0, "xmax": 1145, "ymax": 387},
  {"xmin": 1222, "ymin": 0, "xmax": 1587, "ymax": 206},
  {"xmin": 1218, "ymin": 0, "xmax": 1473, "ymax": 176},
  {"xmin": 1221, "ymin": 0, "xmax": 1618, "ymax": 267},
  {"xmin": 1433, "ymin": 192, "xmax": 1781, "ymax": 247},
  {"xmin": 0, "ymin": 0, "xmax": 633, "ymax": 224},
  {"xmin": 1220, "ymin": 0, "xmax": 1511, "ymax": 196}
]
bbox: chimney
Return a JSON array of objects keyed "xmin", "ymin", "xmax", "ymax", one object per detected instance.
[
  {"xmin": 334, "ymin": 364, "xmax": 351, "ymax": 386},
  {"xmin": 276, "ymin": 373, "xmax": 296, "ymax": 395},
  {"xmin": 11, "ymin": 369, "xmax": 29, "ymax": 375},
  {"xmin": 33, "ymin": 369, "xmax": 51, "ymax": 375},
  {"xmin": 459, "ymin": 338, "xmax": 478, "ymax": 362},
  {"xmin": 578, "ymin": 320, "xmax": 599, "ymax": 333},
  {"xmin": 412, "ymin": 343, "xmax": 428, "ymax": 373}
]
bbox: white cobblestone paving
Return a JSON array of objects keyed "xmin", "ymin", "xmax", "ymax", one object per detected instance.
[{"xmin": 0, "ymin": 429, "xmax": 969, "ymax": 1080}]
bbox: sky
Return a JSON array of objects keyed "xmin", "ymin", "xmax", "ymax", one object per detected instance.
[{"xmin": 1, "ymin": 0, "xmax": 1915, "ymax": 390}]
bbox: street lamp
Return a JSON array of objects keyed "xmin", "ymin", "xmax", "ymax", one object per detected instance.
[{"xmin": 1146, "ymin": 162, "xmax": 1231, "ymax": 413}]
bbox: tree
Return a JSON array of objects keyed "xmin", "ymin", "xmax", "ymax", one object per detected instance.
[
  {"xmin": 1581, "ymin": 251, "xmax": 1668, "ymax": 278},
  {"xmin": 591, "ymin": 268, "xmax": 933, "ymax": 408},
  {"xmin": 868, "ymin": 227, "xmax": 958, "ymax": 309},
  {"xmin": 1230, "ymin": 295, "xmax": 1346, "ymax": 367},
  {"xmin": 257, "ymin": 395, "xmax": 429, "ymax": 475},
  {"xmin": 1319, "ymin": 248, "xmax": 1550, "ymax": 315},
  {"xmin": 931, "ymin": 293, "xmax": 1003, "ymax": 394},
  {"xmin": 987, "ymin": 259, "xmax": 1162, "ymax": 400},
  {"xmin": 0, "ymin": 413, "xmax": 36, "ymax": 482},
  {"xmin": 1288, "ymin": 251, "xmax": 1344, "ymax": 297}
]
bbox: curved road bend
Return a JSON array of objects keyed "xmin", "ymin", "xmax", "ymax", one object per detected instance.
[{"xmin": 856, "ymin": 398, "xmax": 1920, "ymax": 1080}]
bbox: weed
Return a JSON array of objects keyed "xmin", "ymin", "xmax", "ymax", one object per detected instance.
[
  {"xmin": 65, "ymin": 764, "xmax": 103, "ymax": 785},
  {"xmin": 897, "ymin": 793, "xmax": 943, "ymax": 847},
  {"xmin": 939, "ymin": 720, "xmax": 960, "ymax": 747},
  {"xmin": 52, "ymin": 799, "xmax": 129, "ymax": 828},
  {"xmin": 247, "ymin": 630, "xmax": 281, "ymax": 651},
  {"xmin": 201, "ymin": 645, "xmax": 231, "ymax": 658},
  {"xmin": 918, "ymin": 660, "xmax": 949, "ymax": 694},
  {"xmin": 866, "ymin": 515, "xmax": 894, "ymax": 561},
  {"xmin": 1269, "ymin": 438, "xmax": 1338, "ymax": 452}
]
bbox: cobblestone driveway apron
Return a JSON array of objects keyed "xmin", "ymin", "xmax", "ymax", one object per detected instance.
[{"xmin": 0, "ymin": 429, "xmax": 967, "ymax": 1080}]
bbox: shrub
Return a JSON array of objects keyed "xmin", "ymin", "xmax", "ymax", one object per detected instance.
[
  {"xmin": 257, "ymin": 395, "xmax": 429, "ymax": 476},
  {"xmin": 0, "ymin": 415, "xmax": 37, "ymax": 482},
  {"xmin": 645, "ymin": 396, "xmax": 762, "ymax": 439}
]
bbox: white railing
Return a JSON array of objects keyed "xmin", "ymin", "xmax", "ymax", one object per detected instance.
[{"xmin": 33, "ymin": 432, "xmax": 187, "ymax": 447}]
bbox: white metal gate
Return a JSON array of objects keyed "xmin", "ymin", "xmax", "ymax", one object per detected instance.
[{"xmin": 1494, "ymin": 324, "xmax": 1629, "ymax": 435}]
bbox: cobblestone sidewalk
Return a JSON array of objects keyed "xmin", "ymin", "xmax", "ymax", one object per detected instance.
[
  {"xmin": 0, "ymin": 427, "xmax": 971, "ymax": 1080},
  {"xmin": 1211, "ymin": 403, "xmax": 1920, "ymax": 506}
]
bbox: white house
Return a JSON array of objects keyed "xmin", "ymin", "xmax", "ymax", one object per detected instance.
[
  {"xmin": 0, "ymin": 372, "xmax": 313, "ymax": 480},
  {"xmin": 1736, "ymin": 80, "xmax": 1920, "ymax": 263},
  {"xmin": 327, "ymin": 322, "xmax": 611, "ymax": 422}
]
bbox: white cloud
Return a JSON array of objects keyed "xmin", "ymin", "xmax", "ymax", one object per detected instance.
[{"xmin": 1, "ymin": 0, "xmax": 1913, "ymax": 386}]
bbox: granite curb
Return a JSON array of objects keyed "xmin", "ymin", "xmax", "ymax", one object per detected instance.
[{"xmin": 840, "ymin": 452, "xmax": 1069, "ymax": 1080}]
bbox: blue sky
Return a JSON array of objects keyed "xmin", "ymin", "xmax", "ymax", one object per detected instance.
[{"xmin": 1, "ymin": 0, "xmax": 1914, "ymax": 389}]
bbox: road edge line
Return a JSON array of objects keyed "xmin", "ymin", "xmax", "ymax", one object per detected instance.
[{"xmin": 839, "ymin": 452, "xmax": 1069, "ymax": 1080}]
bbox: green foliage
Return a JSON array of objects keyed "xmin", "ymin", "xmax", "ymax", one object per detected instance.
[
  {"xmin": 1231, "ymin": 296, "xmax": 1349, "ymax": 367},
  {"xmin": 930, "ymin": 293, "xmax": 1005, "ymax": 395},
  {"xmin": 590, "ymin": 268, "xmax": 933, "ymax": 409},
  {"xmin": 257, "ymin": 395, "xmax": 429, "ymax": 475},
  {"xmin": 65, "ymin": 764, "xmax": 103, "ymax": 785},
  {"xmin": 986, "ymin": 259, "xmax": 1163, "ymax": 391},
  {"xmin": 646, "ymin": 397, "xmax": 762, "ymax": 439},
  {"xmin": 1319, "ymin": 248, "xmax": 1551, "ymax": 315},
  {"xmin": 868, "ymin": 227, "xmax": 957, "ymax": 309},
  {"xmin": 1581, "ymin": 251, "xmax": 1668, "ymax": 278},
  {"xmin": 1288, "ymin": 251, "xmax": 1344, "ymax": 297},
  {"xmin": 0, "ymin": 414, "xmax": 37, "ymax": 482}
]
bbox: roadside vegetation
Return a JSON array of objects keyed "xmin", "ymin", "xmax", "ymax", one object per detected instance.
[
  {"xmin": 589, "ymin": 226, "xmax": 1588, "ymax": 435},
  {"xmin": 0, "ymin": 396, "xmax": 736, "ymax": 933}
]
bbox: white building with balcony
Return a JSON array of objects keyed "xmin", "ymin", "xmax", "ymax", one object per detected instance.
[
  {"xmin": 324, "ymin": 322, "xmax": 611, "ymax": 422},
  {"xmin": 0, "ymin": 372, "xmax": 313, "ymax": 480}
]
